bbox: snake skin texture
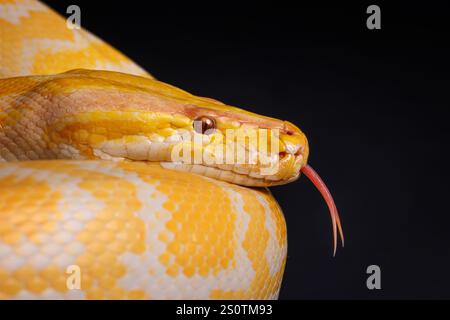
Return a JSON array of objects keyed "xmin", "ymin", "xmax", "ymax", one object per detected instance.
[
  {"xmin": 0, "ymin": 0, "xmax": 295, "ymax": 299},
  {"xmin": 0, "ymin": 0, "xmax": 149, "ymax": 78},
  {"xmin": 0, "ymin": 161, "xmax": 286, "ymax": 299}
]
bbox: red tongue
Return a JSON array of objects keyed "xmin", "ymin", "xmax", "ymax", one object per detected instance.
[{"xmin": 300, "ymin": 165, "xmax": 344, "ymax": 256}]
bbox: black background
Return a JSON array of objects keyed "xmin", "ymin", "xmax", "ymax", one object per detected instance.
[{"xmin": 42, "ymin": 0, "xmax": 450, "ymax": 299}]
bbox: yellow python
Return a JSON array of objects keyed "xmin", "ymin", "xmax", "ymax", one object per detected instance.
[{"xmin": 0, "ymin": 0, "xmax": 343, "ymax": 299}]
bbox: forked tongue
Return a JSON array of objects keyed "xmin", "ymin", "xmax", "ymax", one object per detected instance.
[{"xmin": 300, "ymin": 165, "xmax": 344, "ymax": 256}]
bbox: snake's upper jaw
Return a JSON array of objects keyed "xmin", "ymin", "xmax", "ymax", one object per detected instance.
[{"xmin": 301, "ymin": 164, "xmax": 344, "ymax": 256}]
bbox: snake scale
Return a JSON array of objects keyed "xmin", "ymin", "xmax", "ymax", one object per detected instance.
[{"xmin": 0, "ymin": 0, "xmax": 343, "ymax": 299}]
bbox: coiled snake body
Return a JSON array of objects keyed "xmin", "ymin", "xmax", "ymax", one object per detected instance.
[{"xmin": 0, "ymin": 0, "xmax": 343, "ymax": 299}]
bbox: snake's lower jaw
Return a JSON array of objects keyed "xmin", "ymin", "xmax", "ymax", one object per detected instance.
[
  {"xmin": 158, "ymin": 152, "xmax": 303, "ymax": 187},
  {"xmin": 160, "ymin": 162, "xmax": 271, "ymax": 186}
]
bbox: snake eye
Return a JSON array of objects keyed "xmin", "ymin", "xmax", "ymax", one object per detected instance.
[{"xmin": 194, "ymin": 116, "xmax": 216, "ymax": 134}]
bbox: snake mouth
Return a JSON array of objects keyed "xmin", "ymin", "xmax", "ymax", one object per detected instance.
[
  {"xmin": 92, "ymin": 144, "xmax": 302, "ymax": 187},
  {"xmin": 89, "ymin": 134, "xmax": 304, "ymax": 186},
  {"xmin": 159, "ymin": 161, "xmax": 301, "ymax": 187},
  {"xmin": 154, "ymin": 137, "xmax": 305, "ymax": 187}
]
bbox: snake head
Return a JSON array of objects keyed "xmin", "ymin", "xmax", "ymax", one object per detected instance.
[{"xmin": 25, "ymin": 69, "xmax": 310, "ymax": 187}]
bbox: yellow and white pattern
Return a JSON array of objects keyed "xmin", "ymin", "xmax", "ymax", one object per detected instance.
[
  {"xmin": 0, "ymin": 160, "xmax": 286, "ymax": 299},
  {"xmin": 0, "ymin": 0, "xmax": 342, "ymax": 299},
  {"xmin": 0, "ymin": 0, "xmax": 149, "ymax": 78}
]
